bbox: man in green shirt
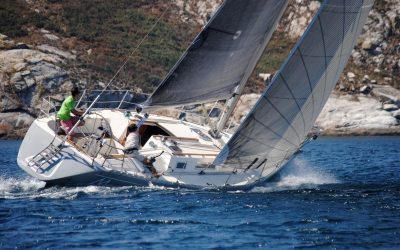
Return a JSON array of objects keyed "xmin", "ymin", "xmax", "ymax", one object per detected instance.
[{"xmin": 57, "ymin": 86, "xmax": 84, "ymax": 140}]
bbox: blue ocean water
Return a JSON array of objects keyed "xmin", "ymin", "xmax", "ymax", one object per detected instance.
[{"xmin": 1, "ymin": 137, "xmax": 399, "ymax": 249}]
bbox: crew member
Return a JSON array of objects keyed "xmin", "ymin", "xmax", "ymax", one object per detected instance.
[{"xmin": 57, "ymin": 86, "xmax": 85, "ymax": 140}]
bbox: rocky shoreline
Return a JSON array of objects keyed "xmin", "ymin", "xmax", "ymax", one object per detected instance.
[
  {"xmin": 1, "ymin": 0, "xmax": 399, "ymax": 139},
  {"xmin": 233, "ymin": 88, "xmax": 400, "ymax": 137}
]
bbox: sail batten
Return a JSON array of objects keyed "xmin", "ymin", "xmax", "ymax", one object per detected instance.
[
  {"xmin": 146, "ymin": 0, "xmax": 289, "ymax": 108},
  {"xmin": 213, "ymin": 0, "xmax": 375, "ymax": 174}
]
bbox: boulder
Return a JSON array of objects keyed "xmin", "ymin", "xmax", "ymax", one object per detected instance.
[
  {"xmin": 359, "ymin": 85, "xmax": 372, "ymax": 94},
  {"xmin": 393, "ymin": 110, "xmax": 400, "ymax": 120},
  {"xmin": 316, "ymin": 93, "xmax": 399, "ymax": 135},
  {"xmin": 347, "ymin": 72, "xmax": 356, "ymax": 79},
  {"xmin": 37, "ymin": 44, "xmax": 75, "ymax": 60},
  {"xmin": 383, "ymin": 103, "xmax": 398, "ymax": 112},
  {"xmin": 258, "ymin": 73, "xmax": 272, "ymax": 82},
  {"xmin": 44, "ymin": 34, "xmax": 60, "ymax": 41},
  {"xmin": 0, "ymin": 112, "xmax": 35, "ymax": 138},
  {"xmin": 371, "ymin": 84, "xmax": 400, "ymax": 106}
]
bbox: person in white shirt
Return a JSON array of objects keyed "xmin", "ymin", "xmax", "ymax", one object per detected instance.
[
  {"xmin": 124, "ymin": 123, "xmax": 144, "ymax": 161},
  {"xmin": 123, "ymin": 123, "xmax": 160, "ymax": 177}
]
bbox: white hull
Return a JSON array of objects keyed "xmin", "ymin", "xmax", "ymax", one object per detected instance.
[{"xmin": 17, "ymin": 110, "xmax": 292, "ymax": 190}]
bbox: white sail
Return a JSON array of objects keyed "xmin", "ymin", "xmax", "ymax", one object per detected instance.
[{"xmin": 213, "ymin": 0, "xmax": 375, "ymax": 175}]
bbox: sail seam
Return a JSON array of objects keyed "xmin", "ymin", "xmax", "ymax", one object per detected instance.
[
  {"xmin": 233, "ymin": 131, "xmax": 290, "ymax": 153},
  {"xmin": 297, "ymin": 48, "xmax": 315, "ymax": 122},
  {"xmin": 262, "ymin": 96, "xmax": 302, "ymax": 143},
  {"xmin": 317, "ymin": 15, "xmax": 328, "ymax": 112},
  {"xmin": 252, "ymin": 113, "xmax": 299, "ymax": 148},
  {"xmin": 279, "ymin": 73, "xmax": 307, "ymax": 137},
  {"xmin": 208, "ymin": 27, "xmax": 236, "ymax": 36}
]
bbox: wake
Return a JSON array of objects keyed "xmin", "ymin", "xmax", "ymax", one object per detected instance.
[{"xmin": 250, "ymin": 157, "xmax": 339, "ymax": 193}]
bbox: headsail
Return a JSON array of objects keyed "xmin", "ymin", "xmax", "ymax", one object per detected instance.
[
  {"xmin": 213, "ymin": 0, "xmax": 375, "ymax": 175},
  {"xmin": 145, "ymin": 0, "xmax": 289, "ymax": 108}
]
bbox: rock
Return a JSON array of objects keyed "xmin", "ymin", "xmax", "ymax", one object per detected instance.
[
  {"xmin": 374, "ymin": 46, "xmax": 383, "ymax": 54},
  {"xmin": 362, "ymin": 75, "xmax": 370, "ymax": 84},
  {"xmin": 347, "ymin": 72, "xmax": 356, "ymax": 79},
  {"xmin": 282, "ymin": 1, "xmax": 321, "ymax": 39},
  {"xmin": 27, "ymin": 57, "xmax": 42, "ymax": 64},
  {"xmin": 174, "ymin": 0, "xmax": 222, "ymax": 25},
  {"xmin": 0, "ymin": 49, "xmax": 63, "ymax": 69},
  {"xmin": 37, "ymin": 44, "xmax": 76, "ymax": 60},
  {"xmin": 361, "ymin": 39, "xmax": 373, "ymax": 49},
  {"xmin": 24, "ymin": 77, "xmax": 36, "ymax": 87},
  {"xmin": 371, "ymin": 84, "xmax": 400, "ymax": 106},
  {"xmin": 360, "ymin": 85, "xmax": 372, "ymax": 94},
  {"xmin": 40, "ymin": 29, "xmax": 50, "ymax": 34},
  {"xmin": 44, "ymin": 34, "xmax": 60, "ymax": 41},
  {"xmin": 14, "ymin": 81, "xmax": 28, "ymax": 92},
  {"xmin": 0, "ymin": 120, "xmax": 12, "ymax": 136},
  {"xmin": 0, "ymin": 112, "xmax": 35, "ymax": 138},
  {"xmin": 13, "ymin": 43, "xmax": 30, "ymax": 49},
  {"xmin": 13, "ymin": 63, "xmax": 27, "ymax": 71},
  {"xmin": 29, "ymin": 62, "xmax": 68, "ymax": 91},
  {"xmin": 393, "ymin": 110, "xmax": 400, "ymax": 119},
  {"xmin": 384, "ymin": 77, "xmax": 392, "ymax": 82},
  {"xmin": 316, "ymin": 94, "xmax": 399, "ymax": 135},
  {"xmin": 383, "ymin": 103, "xmax": 398, "ymax": 111},
  {"xmin": 20, "ymin": 70, "xmax": 31, "ymax": 76},
  {"xmin": 0, "ymin": 94, "xmax": 21, "ymax": 111},
  {"xmin": 258, "ymin": 73, "xmax": 272, "ymax": 82}
]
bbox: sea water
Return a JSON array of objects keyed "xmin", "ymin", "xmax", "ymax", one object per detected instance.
[{"xmin": 1, "ymin": 137, "xmax": 399, "ymax": 249}]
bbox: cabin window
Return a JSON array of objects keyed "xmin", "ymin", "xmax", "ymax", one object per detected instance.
[
  {"xmin": 176, "ymin": 162, "xmax": 187, "ymax": 169},
  {"xmin": 140, "ymin": 125, "xmax": 170, "ymax": 146}
]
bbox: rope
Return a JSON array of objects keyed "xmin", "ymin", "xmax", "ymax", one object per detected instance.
[
  {"xmin": 103, "ymin": 5, "xmax": 171, "ymax": 93},
  {"xmin": 61, "ymin": 5, "xmax": 171, "ymax": 145}
]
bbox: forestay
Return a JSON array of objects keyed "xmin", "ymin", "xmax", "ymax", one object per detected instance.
[
  {"xmin": 146, "ymin": 0, "xmax": 288, "ymax": 107},
  {"xmin": 213, "ymin": 0, "xmax": 374, "ymax": 175}
]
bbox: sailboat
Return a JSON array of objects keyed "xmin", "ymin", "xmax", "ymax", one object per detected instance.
[{"xmin": 17, "ymin": 0, "xmax": 374, "ymax": 189}]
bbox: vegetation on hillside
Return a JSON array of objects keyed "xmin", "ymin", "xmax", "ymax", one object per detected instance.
[{"xmin": 0, "ymin": 0, "xmax": 295, "ymax": 94}]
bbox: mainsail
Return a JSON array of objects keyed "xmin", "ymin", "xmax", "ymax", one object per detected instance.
[
  {"xmin": 146, "ymin": 0, "xmax": 289, "ymax": 107},
  {"xmin": 213, "ymin": 0, "xmax": 375, "ymax": 175}
]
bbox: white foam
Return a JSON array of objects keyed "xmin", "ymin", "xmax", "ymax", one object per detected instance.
[
  {"xmin": 0, "ymin": 177, "xmax": 45, "ymax": 195},
  {"xmin": 250, "ymin": 157, "xmax": 339, "ymax": 193}
]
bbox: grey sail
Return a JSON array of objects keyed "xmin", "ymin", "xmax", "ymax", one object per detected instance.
[
  {"xmin": 146, "ymin": 0, "xmax": 289, "ymax": 107},
  {"xmin": 213, "ymin": 0, "xmax": 375, "ymax": 176}
]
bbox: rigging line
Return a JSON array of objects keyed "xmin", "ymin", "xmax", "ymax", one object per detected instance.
[
  {"xmin": 279, "ymin": 73, "xmax": 307, "ymax": 137},
  {"xmin": 297, "ymin": 48, "xmax": 315, "ymax": 122},
  {"xmin": 317, "ymin": 15, "xmax": 328, "ymax": 111},
  {"xmin": 102, "ymin": 5, "xmax": 171, "ymax": 94},
  {"xmin": 262, "ymin": 96, "xmax": 302, "ymax": 143},
  {"xmin": 60, "ymin": 5, "xmax": 171, "ymax": 145}
]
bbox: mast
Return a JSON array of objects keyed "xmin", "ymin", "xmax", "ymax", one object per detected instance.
[
  {"xmin": 209, "ymin": 0, "xmax": 288, "ymax": 138},
  {"xmin": 210, "ymin": 79, "xmax": 243, "ymax": 138}
]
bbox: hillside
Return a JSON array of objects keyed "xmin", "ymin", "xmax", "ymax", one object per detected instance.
[{"xmin": 0, "ymin": 0, "xmax": 399, "ymax": 138}]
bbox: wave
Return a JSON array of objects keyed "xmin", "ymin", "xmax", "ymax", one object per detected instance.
[
  {"xmin": 0, "ymin": 176, "xmax": 45, "ymax": 194},
  {"xmin": 0, "ymin": 175, "xmax": 181, "ymax": 200},
  {"xmin": 250, "ymin": 157, "xmax": 339, "ymax": 193}
]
